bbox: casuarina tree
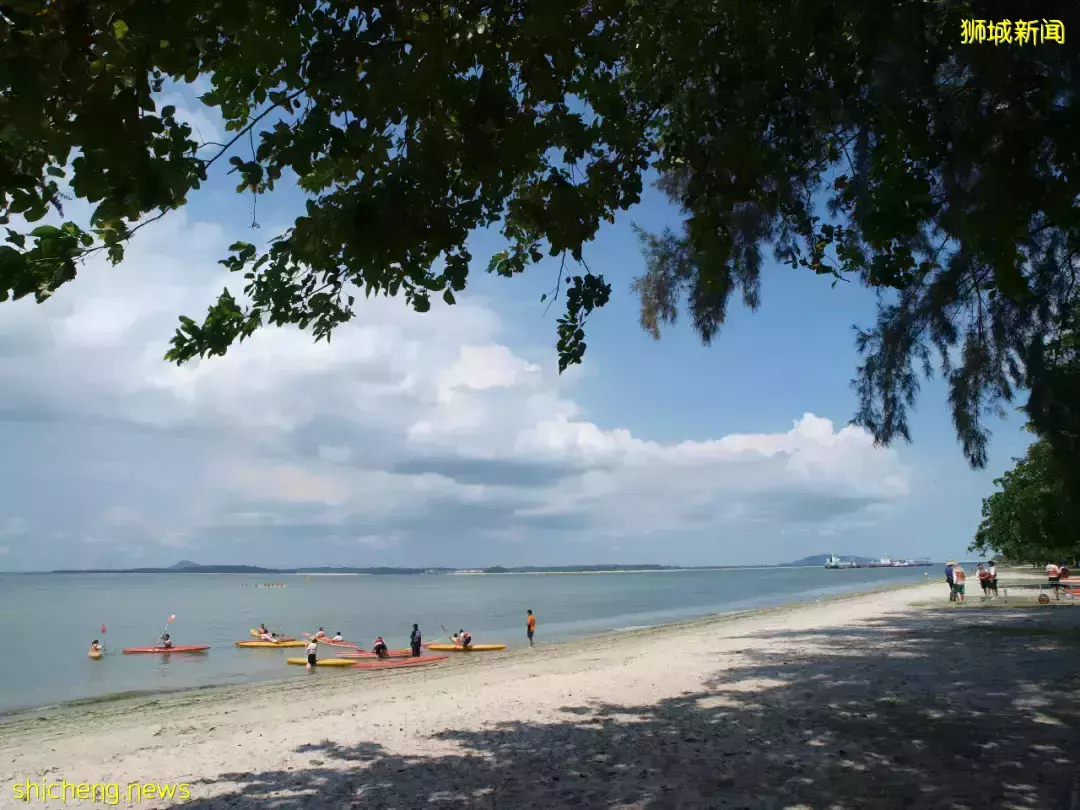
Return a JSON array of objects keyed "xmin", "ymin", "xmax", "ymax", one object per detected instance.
[{"xmin": 1, "ymin": 0, "xmax": 1076, "ymax": 470}]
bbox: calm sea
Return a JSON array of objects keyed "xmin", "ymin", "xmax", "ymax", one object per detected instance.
[{"xmin": 0, "ymin": 566, "xmax": 934, "ymax": 713}]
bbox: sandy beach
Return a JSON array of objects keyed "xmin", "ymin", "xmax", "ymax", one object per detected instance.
[{"xmin": 2, "ymin": 580, "xmax": 1078, "ymax": 809}]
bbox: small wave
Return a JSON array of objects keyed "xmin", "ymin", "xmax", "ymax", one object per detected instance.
[{"xmin": 614, "ymin": 625, "xmax": 651, "ymax": 633}]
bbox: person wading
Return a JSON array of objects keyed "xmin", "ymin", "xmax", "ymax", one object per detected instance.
[{"xmin": 410, "ymin": 624, "xmax": 422, "ymax": 657}]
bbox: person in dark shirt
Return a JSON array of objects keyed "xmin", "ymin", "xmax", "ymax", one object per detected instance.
[{"xmin": 410, "ymin": 624, "xmax": 422, "ymax": 657}]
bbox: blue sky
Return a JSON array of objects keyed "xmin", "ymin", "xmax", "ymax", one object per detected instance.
[{"xmin": 0, "ymin": 81, "xmax": 1028, "ymax": 570}]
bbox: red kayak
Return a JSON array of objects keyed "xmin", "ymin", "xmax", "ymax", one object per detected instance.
[
  {"xmin": 351, "ymin": 655, "xmax": 447, "ymax": 670},
  {"xmin": 317, "ymin": 639, "xmax": 358, "ymax": 648},
  {"xmin": 338, "ymin": 650, "xmax": 412, "ymax": 659},
  {"xmin": 122, "ymin": 645, "xmax": 210, "ymax": 654}
]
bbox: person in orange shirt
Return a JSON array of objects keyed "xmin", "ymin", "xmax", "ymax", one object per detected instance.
[
  {"xmin": 527, "ymin": 610, "xmax": 536, "ymax": 647},
  {"xmin": 951, "ymin": 564, "xmax": 966, "ymax": 603}
]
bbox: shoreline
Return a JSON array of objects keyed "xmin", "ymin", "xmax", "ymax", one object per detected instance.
[
  {"xmin": 2, "ymin": 578, "xmax": 1076, "ymax": 807},
  {"xmin": 0, "ymin": 579, "xmax": 927, "ymax": 730}
]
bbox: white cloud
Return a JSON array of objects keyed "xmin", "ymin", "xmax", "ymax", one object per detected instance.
[
  {"xmin": 329, "ymin": 534, "xmax": 400, "ymax": 551},
  {"xmin": 0, "ymin": 210, "xmax": 912, "ymax": 568},
  {"xmin": 157, "ymin": 91, "xmax": 224, "ymax": 148},
  {"xmin": 318, "ymin": 445, "xmax": 352, "ymax": 464},
  {"xmin": 0, "ymin": 518, "xmax": 28, "ymax": 538}
]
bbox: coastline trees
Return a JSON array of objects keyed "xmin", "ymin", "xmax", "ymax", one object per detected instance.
[
  {"xmin": 969, "ymin": 437, "xmax": 1078, "ymax": 566},
  {"xmin": 1, "ymin": 0, "xmax": 1077, "ymax": 470}
]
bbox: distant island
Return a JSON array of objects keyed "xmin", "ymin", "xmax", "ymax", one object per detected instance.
[
  {"xmin": 40, "ymin": 558, "xmax": 935, "ymax": 575},
  {"xmin": 47, "ymin": 561, "xmax": 684, "ymax": 575}
]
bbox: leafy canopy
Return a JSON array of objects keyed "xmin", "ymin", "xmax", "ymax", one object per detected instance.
[
  {"xmin": 969, "ymin": 437, "xmax": 1078, "ymax": 565},
  {"xmin": 1, "ymin": 0, "xmax": 1077, "ymax": 467}
]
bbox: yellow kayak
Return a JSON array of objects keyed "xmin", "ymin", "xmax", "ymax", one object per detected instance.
[
  {"xmin": 88, "ymin": 650, "xmax": 102, "ymax": 660},
  {"xmin": 426, "ymin": 644, "xmax": 507, "ymax": 652},
  {"xmin": 236, "ymin": 640, "xmax": 306, "ymax": 648},
  {"xmin": 285, "ymin": 658, "xmax": 355, "ymax": 667}
]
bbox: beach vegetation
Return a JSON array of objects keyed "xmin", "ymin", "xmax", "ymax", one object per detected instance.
[{"xmin": 970, "ymin": 437, "xmax": 1079, "ymax": 565}]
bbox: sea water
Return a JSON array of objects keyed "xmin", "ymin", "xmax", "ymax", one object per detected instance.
[{"xmin": 0, "ymin": 566, "xmax": 932, "ymax": 713}]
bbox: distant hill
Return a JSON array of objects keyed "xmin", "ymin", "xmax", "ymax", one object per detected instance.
[
  {"xmin": 51, "ymin": 564, "xmax": 438, "ymax": 575},
  {"xmin": 48, "ymin": 562, "xmax": 678, "ymax": 575},
  {"xmin": 787, "ymin": 554, "xmax": 880, "ymax": 567}
]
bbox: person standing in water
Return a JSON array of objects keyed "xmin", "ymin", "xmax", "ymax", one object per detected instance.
[
  {"xmin": 305, "ymin": 638, "xmax": 318, "ymax": 670},
  {"xmin": 410, "ymin": 624, "xmax": 422, "ymax": 657},
  {"xmin": 526, "ymin": 610, "xmax": 536, "ymax": 647}
]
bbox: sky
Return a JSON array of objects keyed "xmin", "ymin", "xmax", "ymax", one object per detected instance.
[{"xmin": 0, "ymin": 82, "xmax": 1030, "ymax": 571}]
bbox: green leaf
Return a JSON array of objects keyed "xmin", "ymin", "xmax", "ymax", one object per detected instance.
[{"xmin": 113, "ymin": 19, "xmax": 130, "ymax": 40}]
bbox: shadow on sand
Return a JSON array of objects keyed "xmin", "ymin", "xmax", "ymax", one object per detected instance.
[{"xmin": 184, "ymin": 605, "xmax": 1080, "ymax": 809}]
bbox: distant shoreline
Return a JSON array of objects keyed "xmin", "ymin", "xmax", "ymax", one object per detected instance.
[{"xmin": 4, "ymin": 560, "xmax": 944, "ymax": 576}]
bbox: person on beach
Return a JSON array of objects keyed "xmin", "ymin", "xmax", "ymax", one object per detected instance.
[
  {"xmin": 1047, "ymin": 561, "xmax": 1061, "ymax": 599},
  {"xmin": 160, "ymin": 632, "xmax": 173, "ymax": 649},
  {"xmin": 410, "ymin": 624, "xmax": 422, "ymax": 657},
  {"xmin": 945, "ymin": 561, "xmax": 956, "ymax": 602},
  {"xmin": 977, "ymin": 563, "xmax": 990, "ymax": 595},
  {"xmin": 987, "ymin": 560, "xmax": 998, "ymax": 596},
  {"xmin": 951, "ymin": 564, "xmax": 966, "ymax": 603},
  {"xmin": 305, "ymin": 638, "xmax": 318, "ymax": 669},
  {"xmin": 331, "ymin": 631, "xmax": 343, "ymax": 641},
  {"xmin": 458, "ymin": 629, "xmax": 472, "ymax": 649},
  {"xmin": 527, "ymin": 610, "xmax": 536, "ymax": 647},
  {"xmin": 372, "ymin": 637, "xmax": 389, "ymax": 658}
]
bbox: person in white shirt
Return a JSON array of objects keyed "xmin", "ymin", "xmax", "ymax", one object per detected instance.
[
  {"xmin": 331, "ymin": 632, "xmax": 343, "ymax": 641},
  {"xmin": 1047, "ymin": 562, "xmax": 1061, "ymax": 599},
  {"xmin": 305, "ymin": 639, "xmax": 318, "ymax": 669},
  {"xmin": 987, "ymin": 561, "xmax": 998, "ymax": 596}
]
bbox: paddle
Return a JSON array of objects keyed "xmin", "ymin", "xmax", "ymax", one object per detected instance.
[
  {"xmin": 158, "ymin": 614, "xmax": 175, "ymax": 648},
  {"xmin": 440, "ymin": 624, "xmax": 457, "ymax": 646},
  {"xmin": 100, "ymin": 623, "xmax": 107, "ymax": 655}
]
